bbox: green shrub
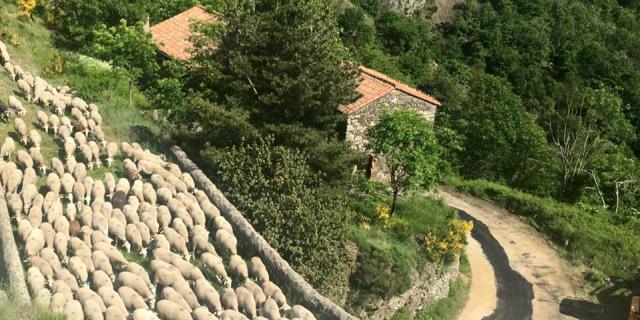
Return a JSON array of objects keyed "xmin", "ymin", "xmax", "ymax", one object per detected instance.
[
  {"xmin": 349, "ymin": 229, "xmax": 417, "ymax": 309},
  {"xmin": 446, "ymin": 176, "xmax": 640, "ymax": 282}
]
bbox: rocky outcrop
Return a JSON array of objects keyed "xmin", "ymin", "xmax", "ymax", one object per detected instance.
[
  {"xmin": 366, "ymin": 257, "xmax": 460, "ymax": 320},
  {"xmin": 170, "ymin": 146, "xmax": 358, "ymax": 320},
  {"xmin": 381, "ymin": 0, "xmax": 430, "ymax": 15}
]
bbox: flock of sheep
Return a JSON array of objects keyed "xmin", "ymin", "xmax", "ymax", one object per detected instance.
[{"xmin": 0, "ymin": 40, "xmax": 316, "ymax": 320}]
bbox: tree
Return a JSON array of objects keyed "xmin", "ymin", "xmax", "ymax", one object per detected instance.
[
  {"xmin": 89, "ymin": 20, "xmax": 159, "ymax": 106},
  {"xmin": 194, "ymin": 0, "xmax": 359, "ymax": 133},
  {"xmin": 366, "ymin": 109, "xmax": 440, "ymax": 214},
  {"xmin": 208, "ymin": 136, "xmax": 355, "ymax": 297}
]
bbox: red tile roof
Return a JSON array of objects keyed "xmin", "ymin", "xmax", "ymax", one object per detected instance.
[
  {"xmin": 338, "ymin": 66, "xmax": 441, "ymax": 114},
  {"xmin": 149, "ymin": 6, "xmax": 217, "ymax": 61}
]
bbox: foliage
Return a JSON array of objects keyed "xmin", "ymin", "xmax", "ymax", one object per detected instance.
[
  {"xmin": 88, "ymin": 19, "xmax": 160, "ymax": 101},
  {"xmin": 366, "ymin": 109, "xmax": 440, "ymax": 213},
  {"xmin": 195, "ymin": 0, "xmax": 359, "ymax": 133},
  {"xmin": 447, "ymin": 177, "xmax": 640, "ymax": 283},
  {"xmin": 208, "ymin": 136, "xmax": 354, "ymax": 296},
  {"xmin": 349, "ymin": 228, "xmax": 416, "ymax": 308},
  {"xmin": 414, "ymin": 255, "xmax": 471, "ymax": 319},
  {"xmin": 423, "ymin": 219, "xmax": 472, "ymax": 265},
  {"xmin": 17, "ymin": 0, "xmax": 36, "ymax": 19},
  {"xmin": 42, "ymin": 52, "xmax": 70, "ymax": 77}
]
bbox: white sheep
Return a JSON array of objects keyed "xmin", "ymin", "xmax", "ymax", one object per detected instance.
[
  {"xmin": 56, "ymin": 268, "xmax": 79, "ymax": 293},
  {"xmin": 73, "ymin": 162, "xmax": 87, "ymax": 182},
  {"xmin": 27, "ymin": 266, "xmax": 46, "ymax": 294},
  {"xmin": 69, "ymin": 256, "xmax": 89, "ymax": 286},
  {"xmin": 52, "ymin": 97, "xmax": 66, "ymax": 116},
  {"xmin": 29, "ymin": 129, "xmax": 42, "ymax": 151},
  {"xmin": 40, "ymin": 221, "xmax": 56, "ymax": 247},
  {"xmin": 37, "ymin": 110, "xmax": 49, "ymax": 132},
  {"xmin": 89, "ymin": 141, "xmax": 101, "ymax": 168},
  {"xmin": 53, "ymin": 232, "xmax": 70, "ymax": 264},
  {"xmin": 201, "ymin": 200, "xmax": 221, "ymax": 221},
  {"xmin": 108, "ymin": 217, "xmax": 128, "ymax": 250},
  {"xmin": 0, "ymin": 137, "xmax": 15, "ymax": 160},
  {"xmin": 201, "ymin": 252, "xmax": 230, "ymax": 287},
  {"xmin": 126, "ymin": 262, "xmax": 154, "ymax": 293},
  {"xmin": 164, "ymin": 227, "xmax": 190, "ymax": 260},
  {"xmin": 64, "ymin": 137, "xmax": 76, "ymax": 159},
  {"xmin": 63, "ymin": 299, "xmax": 84, "ymax": 320},
  {"xmin": 83, "ymin": 299, "xmax": 105, "ymax": 320},
  {"xmin": 38, "ymin": 91, "xmax": 54, "ymax": 107},
  {"xmin": 92, "ymin": 250, "xmax": 115, "ymax": 280},
  {"xmin": 125, "ymin": 223, "xmax": 145, "ymax": 256},
  {"xmin": 221, "ymin": 288, "xmax": 239, "ymax": 311},
  {"xmin": 214, "ymin": 216, "xmax": 234, "ymax": 235},
  {"xmin": 53, "ymin": 214, "xmax": 70, "ymax": 235},
  {"xmin": 47, "ymin": 172, "xmax": 61, "ymax": 194},
  {"xmin": 76, "ymin": 286, "xmax": 107, "ymax": 313},
  {"xmin": 6, "ymin": 192, "xmax": 22, "ymax": 220},
  {"xmin": 26, "ymin": 228, "xmax": 45, "ymax": 257},
  {"xmin": 155, "ymin": 299, "xmax": 191, "ymax": 320},
  {"xmin": 229, "ymin": 254, "xmax": 249, "ymax": 280},
  {"xmin": 50, "ymin": 292, "xmax": 68, "ymax": 314},
  {"xmin": 117, "ymin": 272, "xmax": 155, "ymax": 308},
  {"xmin": 249, "ymin": 256, "xmax": 270, "ymax": 284},
  {"xmin": 160, "ymin": 286, "xmax": 192, "ymax": 313},
  {"xmin": 243, "ymin": 279, "xmax": 267, "ymax": 305},
  {"xmin": 17, "ymin": 79, "xmax": 32, "ymax": 102},
  {"xmin": 236, "ymin": 286, "xmax": 258, "ymax": 319},
  {"xmin": 52, "ymin": 280, "xmax": 74, "ymax": 302},
  {"xmin": 215, "ymin": 228, "xmax": 237, "ymax": 256},
  {"xmin": 28, "ymin": 255, "xmax": 54, "ymax": 286},
  {"xmin": 51, "ymin": 157, "xmax": 64, "ymax": 177},
  {"xmin": 3, "ymin": 61, "xmax": 15, "ymax": 80},
  {"xmin": 14, "ymin": 117, "xmax": 28, "ymax": 144},
  {"xmin": 131, "ymin": 309, "xmax": 160, "ymax": 320},
  {"xmin": 30, "ymin": 147, "xmax": 47, "ymax": 174},
  {"xmin": 93, "ymin": 242, "xmax": 129, "ymax": 266},
  {"xmin": 260, "ymin": 298, "xmax": 281, "ymax": 320},
  {"xmin": 117, "ymin": 286, "xmax": 148, "ymax": 311},
  {"xmin": 98, "ymin": 287, "xmax": 127, "ymax": 317}
]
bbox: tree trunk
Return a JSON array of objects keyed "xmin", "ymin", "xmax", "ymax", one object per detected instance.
[
  {"xmin": 128, "ymin": 79, "xmax": 133, "ymax": 108},
  {"xmin": 391, "ymin": 188, "xmax": 399, "ymax": 216}
]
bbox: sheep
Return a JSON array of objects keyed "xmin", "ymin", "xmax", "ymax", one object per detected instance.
[
  {"xmin": 172, "ymin": 206, "xmax": 194, "ymax": 230},
  {"xmin": 125, "ymin": 223, "xmax": 145, "ymax": 256},
  {"xmin": 40, "ymin": 222, "xmax": 56, "ymax": 248},
  {"xmin": 36, "ymin": 110, "xmax": 49, "ymax": 132},
  {"xmin": 152, "ymin": 266, "xmax": 182, "ymax": 288},
  {"xmin": 29, "ymin": 130, "xmax": 42, "ymax": 151},
  {"xmin": 123, "ymin": 159, "xmax": 140, "ymax": 180},
  {"xmin": 80, "ymin": 144, "xmax": 93, "ymax": 169},
  {"xmin": 214, "ymin": 216, "xmax": 233, "ymax": 235},
  {"xmin": 193, "ymin": 306, "xmax": 218, "ymax": 320},
  {"xmin": 260, "ymin": 298, "xmax": 280, "ymax": 320},
  {"xmin": 93, "ymin": 242, "xmax": 129, "ymax": 267},
  {"xmin": 71, "ymin": 97, "xmax": 88, "ymax": 112},
  {"xmin": 134, "ymin": 221, "xmax": 151, "ymax": 247},
  {"xmin": 30, "ymin": 147, "xmax": 47, "ymax": 174},
  {"xmin": 92, "ymin": 252, "xmax": 115, "ymax": 283},
  {"xmin": 155, "ymin": 299, "xmax": 191, "ymax": 320},
  {"xmin": 27, "ymin": 200, "xmax": 43, "ymax": 227},
  {"xmin": 73, "ymin": 162, "xmax": 87, "ymax": 182},
  {"xmin": 117, "ymin": 272, "xmax": 156, "ymax": 308},
  {"xmin": 94, "ymin": 125, "xmax": 106, "ymax": 146},
  {"xmin": 201, "ymin": 200, "xmax": 221, "ymax": 221},
  {"xmin": 222, "ymin": 288, "xmax": 239, "ymax": 311},
  {"xmin": 76, "ymin": 286, "xmax": 107, "ymax": 313},
  {"xmin": 39, "ymin": 91, "xmax": 54, "ymax": 108},
  {"xmin": 53, "ymin": 214, "xmax": 70, "ymax": 235},
  {"xmin": 171, "ymin": 274, "xmax": 202, "ymax": 309},
  {"xmin": 151, "ymin": 234, "xmax": 171, "ymax": 251},
  {"xmin": 6, "ymin": 192, "xmax": 22, "ymax": 220},
  {"xmin": 219, "ymin": 310, "xmax": 246, "ymax": 320},
  {"xmin": 69, "ymin": 256, "xmax": 89, "ymax": 287},
  {"xmin": 126, "ymin": 262, "xmax": 153, "ymax": 293},
  {"xmin": 131, "ymin": 309, "xmax": 160, "ymax": 320},
  {"xmin": 14, "ymin": 117, "xmax": 28, "ymax": 145},
  {"xmin": 39, "ymin": 247, "xmax": 62, "ymax": 274},
  {"xmin": 171, "ymin": 257, "xmax": 204, "ymax": 282},
  {"xmin": 64, "ymin": 137, "xmax": 77, "ymax": 159},
  {"xmin": 58, "ymin": 124, "xmax": 71, "ymax": 141},
  {"xmin": 71, "ymin": 182, "xmax": 85, "ymax": 207},
  {"xmin": 89, "ymin": 141, "xmax": 101, "ymax": 168},
  {"xmin": 52, "ymin": 97, "xmax": 66, "ymax": 116},
  {"xmin": 99, "ymin": 287, "xmax": 128, "ymax": 318},
  {"xmin": 50, "ymin": 292, "xmax": 68, "ymax": 314},
  {"xmin": 108, "ymin": 217, "xmax": 128, "ymax": 250},
  {"xmin": 201, "ymin": 252, "xmax": 231, "ymax": 287},
  {"xmin": 287, "ymin": 305, "xmax": 315, "ymax": 320},
  {"xmin": 26, "ymin": 228, "xmax": 45, "ymax": 257},
  {"xmin": 17, "ymin": 79, "xmax": 32, "ymax": 102},
  {"xmin": 160, "ymin": 286, "xmax": 192, "ymax": 313},
  {"xmin": 18, "ymin": 219, "xmax": 33, "ymax": 243},
  {"xmin": 56, "ymin": 268, "xmax": 80, "ymax": 293},
  {"xmin": 117, "ymin": 286, "xmax": 148, "ymax": 311},
  {"xmin": 0, "ymin": 137, "xmax": 15, "ymax": 160},
  {"xmin": 27, "ymin": 266, "xmax": 46, "ymax": 294},
  {"xmin": 262, "ymin": 281, "xmax": 288, "ymax": 309},
  {"xmin": 236, "ymin": 286, "xmax": 257, "ymax": 319},
  {"xmin": 3, "ymin": 61, "xmax": 15, "ymax": 79},
  {"xmin": 60, "ymin": 173, "xmax": 74, "ymax": 200},
  {"xmin": 191, "ymin": 226, "xmax": 217, "ymax": 256},
  {"xmin": 164, "ymin": 227, "xmax": 190, "ymax": 260},
  {"xmin": 82, "ymin": 299, "xmax": 105, "ymax": 320},
  {"xmin": 229, "ymin": 254, "xmax": 249, "ymax": 282},
  {"xmin": 52, "ymin": 280, "xmax": 74, "ymax": 303},
  {"xmin": 100, "ymin": 202, "xmax": 113, "ymax": 221},
  {"xmin": 156, "ymin": 187, "xmax": 172, "ymax": 205},
  {"xmin": 46, "ymin": 172, "xmax": 61, "ymax": 194},
  {"xmin": 28, "ymin": 255, "xmax": 54, "ymax": 286},
  {"xmin": 21, "ymin": 168, "xmax": 37, "ymax": 191},
  {"xmin": 51, "ymin": 157, "xmax": 64, "ymax": 177},
  {"xmin": 78, "ymin": 205, "xmax": 93, "ymax": 227},
  {"xmin": 53, "ymin": 232, "xmax": 70, "ymax": 264},
  {"xmin": 63, "ymin": 299, "xmax": 84, "ymax": 320},
  {"xmin": 243, "ymin": 279, "xmax": 267, "ymax": 305},
  {"xmin": 215, "ymin": 229, "xmax": 237, "ymax": 256},
  {"xmin": 171, "ymin": 218, "xmax": 189, "ymax": 243},
  {"xmin": 91, "ymin": 270, "xmax": 113, "ymax": 292}
]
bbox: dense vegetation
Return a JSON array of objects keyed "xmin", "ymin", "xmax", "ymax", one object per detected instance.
[{"xmin": 10, "ymin": 0, "xmax": 640, "ymax": 314}]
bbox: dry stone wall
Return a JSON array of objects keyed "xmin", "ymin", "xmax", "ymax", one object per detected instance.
[
  {"xmin": 0, "ymin": 191, "xmax": 30, "ymax": 304},
  {"xmin": 170, "ymin": 146, "xmax": 359, "ymax": 320}
]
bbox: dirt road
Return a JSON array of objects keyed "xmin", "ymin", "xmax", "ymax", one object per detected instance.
[
  {"xmin": 439, "ymin": 187, "xmax": 587, "ymax": 320},
  {"xmin": 457, "ymin": 234, "xmax": 497, "ymax": 319}
]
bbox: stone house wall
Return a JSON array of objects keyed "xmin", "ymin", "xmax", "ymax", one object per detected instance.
[{"xmin": 345, "ymin": 89, "xmax": 438, "ymax": 180}]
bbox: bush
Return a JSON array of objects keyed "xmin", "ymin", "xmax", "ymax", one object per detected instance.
[
  {"xmin": 349, "ymin": 228, "xmax": 417, "ymax": 309},
  {"xmin": 206, "ymin": 136, "xmax": 355, "ymax": 298},
  {"xmin": 447, "ymin": 176, "xmax": 640, "ymax": 282}
]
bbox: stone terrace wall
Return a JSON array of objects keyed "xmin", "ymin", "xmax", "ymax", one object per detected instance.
[
  {"xmin": 170, "ymin": 146, "xmax": 358, "ymax": 320},
  {"xmin": 0, "ymin": 191, "xmax": 30, "ymax": 304},
  {"xmin": 367, "ymin": 257, "xmax": 460, "ymax": 319}
]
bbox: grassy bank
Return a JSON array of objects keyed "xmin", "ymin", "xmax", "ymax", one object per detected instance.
[{"xmin": 445, "ymin": 177, "xmax": 640, "ymax": 285}]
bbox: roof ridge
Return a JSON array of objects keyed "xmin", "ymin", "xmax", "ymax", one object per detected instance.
[{"xmin": 357, "ymin": 66, "xmax": 441, "ymax": 106}]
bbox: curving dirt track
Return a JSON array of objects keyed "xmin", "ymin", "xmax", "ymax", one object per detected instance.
[{"xmin": 439, "ymin": 187, "xmax": 588, "ymax": 320}]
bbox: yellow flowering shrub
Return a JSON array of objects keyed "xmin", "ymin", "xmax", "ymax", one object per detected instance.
[
  {"xmin": 43, "ymin": 53, "xmax": 70, "ymax": 77},
  {"xmin": 423, "ymin": 219, "xmax": 473, "ymax": 263},
  {"xmin": 17, "ymin": 0, "xmax": 36, "ymax": 19}
]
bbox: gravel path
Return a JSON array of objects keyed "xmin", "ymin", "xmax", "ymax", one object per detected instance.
[{"xmin": 439, "ymin": 187, "xmax": 587, "ymax": 320}]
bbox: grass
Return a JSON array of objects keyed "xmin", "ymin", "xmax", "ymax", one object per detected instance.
[{"xmin": 0, "ymin": 283, "xmax": 66, "ymax": 320}]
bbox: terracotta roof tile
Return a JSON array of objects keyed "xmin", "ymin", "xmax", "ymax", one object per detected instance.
[
  {"xmin": 338, "ymin": 66, "xmax": 441, "ymax": 114},
  {"xmin": 149, "ymin": 6, "xmax": 218, "ymax": 60}
]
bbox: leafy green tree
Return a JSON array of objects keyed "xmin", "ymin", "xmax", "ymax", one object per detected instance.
[
  {"xmin": 338, "ymin": 7, "xmax": 375, "ymax": 49},
  {"xmin": 195, "ymin": 0, "xmax": 359, "ymax": 133},
  {"xmin": 88, "ymin": 19, "xmax": 159, "ymax": 106},
  {"xmin": 208, "ymin": 136, "xmax": 354, "ymax": 296},
  {"xmin": 366, "ymin": 109, "xmax": 440, "ymax": 214}
]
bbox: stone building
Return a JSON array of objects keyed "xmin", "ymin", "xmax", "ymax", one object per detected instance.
[{"xmin": 338, "ymin": 66, "xmax": 441, "ymax": 180}]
